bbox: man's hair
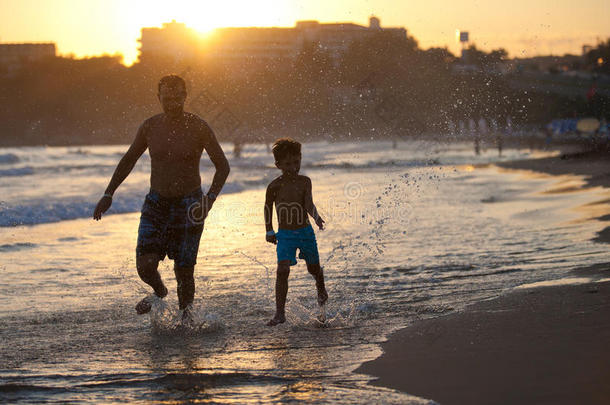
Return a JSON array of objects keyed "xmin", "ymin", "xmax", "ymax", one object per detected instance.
[
  {"xmin": 272, "ymin": 138, "xmax": 301, "ymax": 162},
  {"xmin": 158, "ymin": 75, "xmax": 186, "ymax": 93}
]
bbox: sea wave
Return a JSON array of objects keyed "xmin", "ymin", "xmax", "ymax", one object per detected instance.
[
  {"xmin": 0, "ymin": 158, "xmax": 444, "ymax": 179},
  {"xmin": 0, "ymin": 182, "xmax": 246, "ymax": 227},
  {"xmin": 0, "ymin": 162, "xmax": 153, "ymax": 178},
  {"xmin": 0, "ymin": 371, "xmax": 291, "ymax": 398},
  {"xmin": 0, "ymin": 167, "xmax": 35, "ymax": 177},
  {"xmin": 0, "ymin": 242, "xmax": 38, "ymax": 252},
  {"xmin": 0, "ymin": 153, "xmax": 20, "ymax": 165},
  {"xmin": 305, "ymin": 158, "xmax": 441, "ymax": 170}
]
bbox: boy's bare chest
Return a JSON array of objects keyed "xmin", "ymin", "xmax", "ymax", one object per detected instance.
[{"xmin": 275, "ymin": 181, "xmax": 305, "ymax": 205}]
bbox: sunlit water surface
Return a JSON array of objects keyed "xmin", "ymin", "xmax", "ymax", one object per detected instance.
[{"xmin": 0, "ymin": 141, "xmax": 608, "ymax": 403}]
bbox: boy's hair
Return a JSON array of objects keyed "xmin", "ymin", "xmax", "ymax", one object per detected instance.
[
  {"xmin": 272, "ymin": 138, "xmax": 301, "ymax": 162},
  {"xmin": 158, "ymin": 74, "xmax": 186, "ymax": 93}
]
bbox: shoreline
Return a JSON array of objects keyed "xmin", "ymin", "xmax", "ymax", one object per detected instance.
[
  {"xmin": 497, "ymin": 150, "xmax": 610, "ymax": 190},
  {"xmin": 498, "ymin": 150, "xmax": 610, "ymax": 245},
  {"xmin": 357, "ymin": 150, "xmax": 610, "ymax": 404},
  {"xmin": 357, "ymin": 274, "xmax": 610, "ymax": 404}
]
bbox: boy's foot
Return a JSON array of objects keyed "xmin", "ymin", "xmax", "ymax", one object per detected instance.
[
  {"xmin": 317, "ymin": 288, "xmax": 328, "ymax": 307},
  {"xmin": 135, "ymin": 286, "xmax": 168, "ymax": 315},
  {"xmin": 317, "ymin": 305, "xmax": 327, "ymax": 324},
  {"xmin": 266, "ymin": 315, "xmax": 286, "ymax": 327}
]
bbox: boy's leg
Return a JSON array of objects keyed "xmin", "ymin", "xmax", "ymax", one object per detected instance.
[
  {"xmin": 267, "ymin": 260, "xmax": 291, "ymax": 326},
  {"xmin": 135, "ymin": 253, "xmax": 168, "ymax": 314},
  {"xmin": 306, "ymin": 263, "xmax": 328, "ymax": 306},
  {"xmin": 174, "ymin": 264, "xmax": 195, "ymax": 311}
]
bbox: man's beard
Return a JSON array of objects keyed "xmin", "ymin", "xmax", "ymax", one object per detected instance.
[{"xmin": 164, "ymin": 104, "xmax": 183, "ymax": 116}]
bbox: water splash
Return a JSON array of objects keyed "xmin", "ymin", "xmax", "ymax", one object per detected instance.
[
  {"xmin": 149, "ymin": 298, "xmax": 224, "ymax": 335},
  {"xmin": 237, "ymin": 250, "xmax": 272, "ymax": 297}
]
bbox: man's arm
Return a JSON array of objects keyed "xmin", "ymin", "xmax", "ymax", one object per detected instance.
[
  {"xmin": 104, "ymin": 125, "xmax": 148, "ymax": 196},
  {"xmin": 202, "ymin": 123, "xmax": 230, "ymax": 197},
  {"xmin": 93, "ymin": 124, "xmax": 147, "ymax": 220},
  {"xmin": 303, "ymin": 177, "xmax": 324, "ymax": 229},
  {"xmin": 264, "ymin": 183, "xmax": 277, "ymax": 244}
]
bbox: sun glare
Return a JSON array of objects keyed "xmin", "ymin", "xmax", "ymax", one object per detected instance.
[
  {"xmin": 116, "ymin": 0, "xmax": 295, "ymax": 64},
  {"xmin": 124, "ymin": 0, "xmax": 294, "ymax": 34}
]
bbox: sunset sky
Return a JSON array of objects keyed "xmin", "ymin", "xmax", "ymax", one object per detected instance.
[{"xmin": 1, "ymin": 0, "xmax": 608, "ymax": 65}]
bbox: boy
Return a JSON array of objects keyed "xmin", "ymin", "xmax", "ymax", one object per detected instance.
[{"xmin": 264, "ymin": 138, "xmax": 328, "ymax": 326}]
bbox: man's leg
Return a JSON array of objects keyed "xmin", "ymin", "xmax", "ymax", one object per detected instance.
[
  {"xmin": 307, "ymin": 263, "xmax": 328, "ymax": 306},
  {"xmin": 136, "ymin": 253, "xmax": 168, "ymax": 296},
  {"xmin": 267, "ymin": 260, "xmax": 291, "ymax": 326},
  {"xmin": 173, "ymin": 264, "xmax": 195, "ymax": 310},
  {"xmin": 135, "ymin": 253, "xmax": 167, "ymax": 314}
]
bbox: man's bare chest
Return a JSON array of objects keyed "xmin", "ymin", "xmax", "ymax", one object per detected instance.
[{"xmin": 147, "ymin": 129, "xmax": 203, "ymax": 162}]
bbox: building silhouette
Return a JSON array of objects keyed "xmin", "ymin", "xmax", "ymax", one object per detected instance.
[
  {"xmin": 137, "ymin": 17, "xmax": 407, "ymax": 65},
  {"xmin": 138, "ymin": 20, "xmax": 200, "ymax": 65},
  {"xmin": 0, "ymin": 42, "xmax": 56, "ymax": 75}
]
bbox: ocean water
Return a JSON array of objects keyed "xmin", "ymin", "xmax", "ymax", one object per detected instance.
[{"xmin": 0, "ymin": 140, "xmax": 608, "ymax": 403}]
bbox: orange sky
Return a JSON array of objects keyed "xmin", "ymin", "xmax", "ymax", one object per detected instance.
[{"xmin": 1, "ymin": 0, "xmax": 609, "ymax": 65}]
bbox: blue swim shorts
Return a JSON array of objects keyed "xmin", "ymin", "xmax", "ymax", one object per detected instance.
[
  {"xmin": 276, "ymin": 224, "xmax": 320, "ymax": 266},
  {"xmin": 136, "ymin": 187, "xmax": 205, "ymax": 267}
]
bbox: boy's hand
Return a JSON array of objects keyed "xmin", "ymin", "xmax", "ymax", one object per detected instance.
[
  {"xmin": 266, "ymin": 234, "xmax": 277, "ymax": 244},
  {"xmin": 315, "ymin": 217, "xmax": 325, "ymax": 230}
]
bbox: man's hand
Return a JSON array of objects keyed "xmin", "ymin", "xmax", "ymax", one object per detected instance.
[
  {"xmin": 202, "ymin": 195, "xmax": 214, "ymax": 218},
  {"xmin": 188, "ymin": 195, "xmax": 214, "ymax": 225},
  {"xmin": 266, "ymin": 234, "xmax": 277, "ymax": 245},
  {"xmin": 93, "ymin": 196, "xmax": 112, "ymax": 220},
  {"xmin": 315, "ymin": 216, "xmax": 325, "ymax": 230}
]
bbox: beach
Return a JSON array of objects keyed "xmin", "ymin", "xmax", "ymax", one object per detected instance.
[
  {"xmin": 1, "ymin": 142, "xmax": 609, "ymax": 403},
  {"xmin": 499, "ymin": 150, "xmax": 610, "ymax": 245},
  {"xmin": 358, "ymin": 150, "xmax": 610, "ymax": 404}
]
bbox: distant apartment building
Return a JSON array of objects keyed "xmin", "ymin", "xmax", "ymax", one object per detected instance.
[
  {"xmin": 210, "ymin": 17, "xmax": 406, "ymax": 63},
  {"xmin": 137, "ymin": 17, "xmax": 407, "ymax": 65},
  {"xmin": 0, "ymin": 42, "xmax": 56, "ymax": 74},
  {"xmin": 138, "ymin": 20, "xmax": 200, "ymax": 64}
]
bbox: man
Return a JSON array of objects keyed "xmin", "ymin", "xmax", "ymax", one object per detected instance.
[{"xmin": 93, "ymin": 75, "xmax": 230, "ymax": 320}]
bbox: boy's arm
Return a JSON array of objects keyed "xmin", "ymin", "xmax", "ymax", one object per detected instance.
[
  {"xmin": 264, "ymin": 183, "xmax": 277, "ymax": 244},
  {"xmin": 304, "ymin": 177, "xmax": 324, "ymax": 229}
]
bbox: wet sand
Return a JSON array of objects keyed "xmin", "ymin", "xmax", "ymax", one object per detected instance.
[
  {"xmin": 499, "ymin": 150, "xmax": 610, "ymax": 244},
  {"xmin": 357, "ymin": 151, "xmax": 610, "ymax": 404},
  {"xmin": 357, "ymin": 268, "xmax": 610, "ymax": 405},
  {"xmin": 498, "ymin": 150, "xmax": 610, "ymax": 190}
]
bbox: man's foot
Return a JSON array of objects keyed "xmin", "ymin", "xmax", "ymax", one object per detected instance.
[
  {"xmin": 317, "ymin": 288, "xmax": 328, "ymax": 307},
  {"xmin": 135, "ymin": 295, "xmax": 154, "ymax": 314},
  {"xmin": 266, "ymin": 315, "xmax": 286, "ymax": 327},
  {"xmin": 181, "ymin": 305, "xmax": 194, "ymax": 327},
  {"xmin": 135, "ymin": 286, "xmax": 168, "ymax": 315}
]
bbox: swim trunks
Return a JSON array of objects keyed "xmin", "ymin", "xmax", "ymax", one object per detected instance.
[
  {"xmin": 276, "ymin": 224, "xmax": 320, "ymax": 266},
  {"xmin": 136, "ymin": 187, "xmax": 204, "ymax": 267}
]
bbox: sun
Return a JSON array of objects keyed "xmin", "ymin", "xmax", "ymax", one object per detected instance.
[{"xmin": 116, "ymin": 0, "xmax": 295, "ymax": 64}]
